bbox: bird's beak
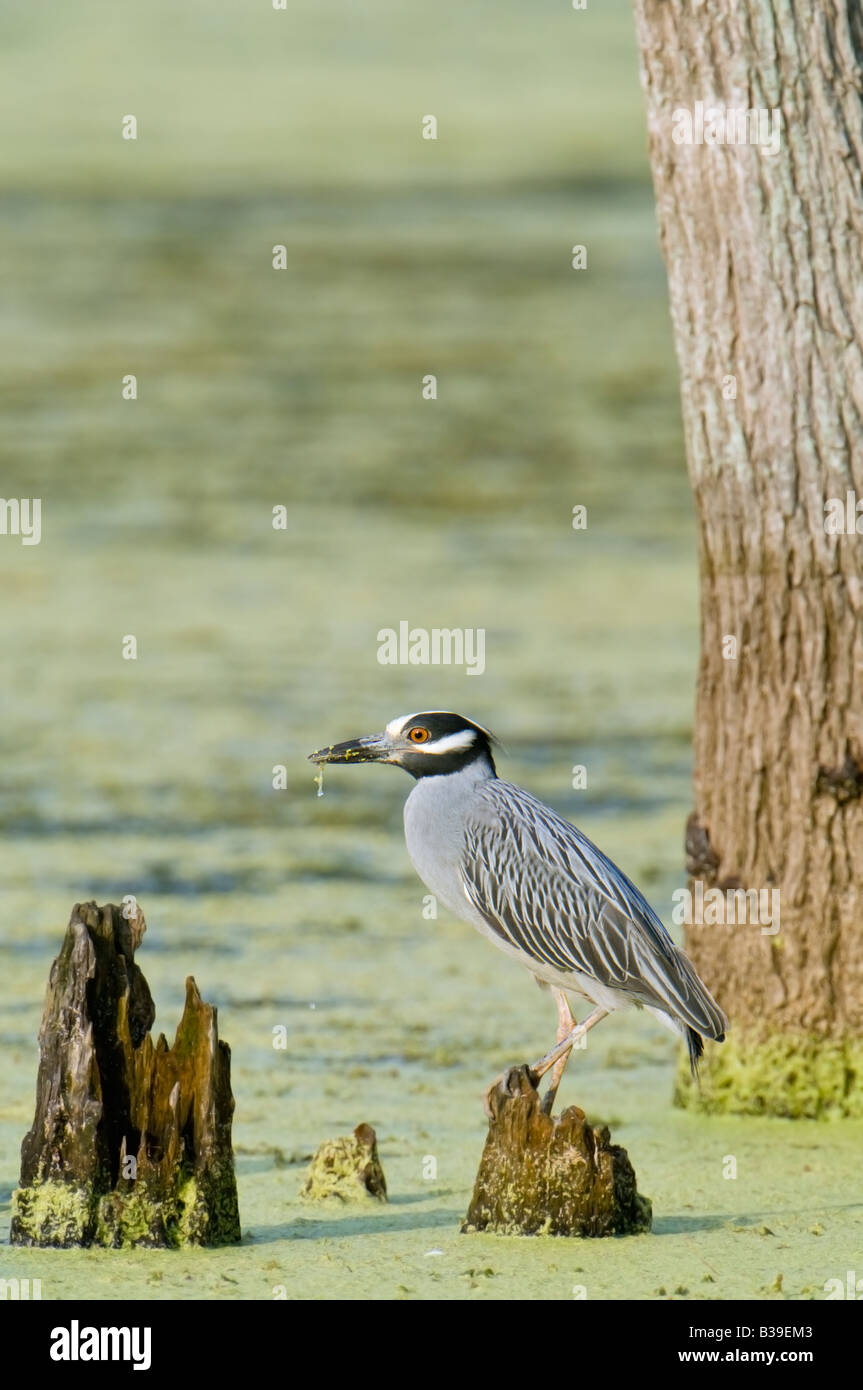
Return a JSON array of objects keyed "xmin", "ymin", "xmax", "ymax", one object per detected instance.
[{"xmin": 307, "ymin": 732, "xmax": 392, "ymax": 765}]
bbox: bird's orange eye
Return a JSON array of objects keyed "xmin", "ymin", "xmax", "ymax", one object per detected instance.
[{"xmin": 408, "ymin": 727, "xmax": 431, "ymax": 744}]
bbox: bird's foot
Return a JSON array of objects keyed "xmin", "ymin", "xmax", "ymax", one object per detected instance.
[
  {"xmin": 484, "ymin": 1010, "xmax": 611, "ymax": 1121},
  {"xmin": 483, "ymin": 1064, "xmax": 539, "ymax": 1121}
]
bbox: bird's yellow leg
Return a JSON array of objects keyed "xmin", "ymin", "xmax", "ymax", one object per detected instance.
[
  {"xmin": 482, "ymin": 997, "xmax": 610, "ymax": 1122},
  {"xmin": 531, "ymin": 1005, "xmax": 609, "ymax": 1087},
  {"xmin": 538, "ymin": 988, "xmax": 577, "ymax": 1115}
]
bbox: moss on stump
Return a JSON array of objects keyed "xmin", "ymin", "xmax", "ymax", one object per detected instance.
[
  {"xmin": 11, "ymin": 900, "xmax": 241, "ymax": 1248},
  {"xmin": 675, "ymin": 1031, "xmax": 863, "ymax": 1119},
  {"xmin": 463, "ymin": 1065, "xmax": 652, "ymax": 1237},
  {"xmin": 301, "ymin": 1123, "xmax": 387, "ymax": 1203}
]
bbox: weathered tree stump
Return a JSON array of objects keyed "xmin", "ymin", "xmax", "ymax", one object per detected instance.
[
  {"xmin": 463, "ymin": 1066, "xmax": 652, "ymax": 1237},
  {"xmin": 11, "ymin": 900, "xmax": 241, "ymax": 1248},
  {"xmin": 301, "ymin": 1123, "xmax": 387, "ymax": 1203}
]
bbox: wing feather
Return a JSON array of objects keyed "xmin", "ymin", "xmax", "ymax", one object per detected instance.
[{"xmin": 460, "ymin": 779, "xmax": 727, "ymax": 1040}]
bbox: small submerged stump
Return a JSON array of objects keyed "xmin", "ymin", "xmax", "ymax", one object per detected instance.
[
  {"xmin": 463, "ymin": 1066, "xmax": 651, "ymax": 1237},
  {"xmin": 11, "ymin": 900, "xmax": 241, "ymax": 1248},
  {"xmin": 301, "ymin": 1123, "xmax": 387, "ymax": 1203}
]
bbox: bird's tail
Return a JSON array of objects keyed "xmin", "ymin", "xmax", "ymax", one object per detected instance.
[{"xmin": 672, "ymin": 946, "xmax": 727, "ymax": 1079}]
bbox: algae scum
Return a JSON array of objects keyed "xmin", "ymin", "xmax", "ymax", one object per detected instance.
[
  {"xmin": 2, "ymin": 0, "xmax": 862, "ymax": 1298},
  {"xmin": 3, "ymin": 751, "xmax": 861, "ymax": 1299}
]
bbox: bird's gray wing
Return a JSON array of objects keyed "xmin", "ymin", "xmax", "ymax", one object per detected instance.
[{"xmin": 459, "ymin": 778, "xmax": 727, "ymax": 1039}]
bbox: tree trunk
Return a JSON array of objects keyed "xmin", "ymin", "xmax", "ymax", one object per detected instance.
[
  {"xmin": 462, "ymin": 1066, "xmax": 651, "ymax": 1237},
  {"xmin": 11, "ymin": 901, "xmax": 241, "ymax": 1247},
  {"xmin": 632, "ymin": 1, "xmax": 863, "ymax": 1115}
]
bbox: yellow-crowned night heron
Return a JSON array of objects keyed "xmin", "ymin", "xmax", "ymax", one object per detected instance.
[{"xmin": 309, "ymin": 710, "xmax": 727, "ymax": 1114}]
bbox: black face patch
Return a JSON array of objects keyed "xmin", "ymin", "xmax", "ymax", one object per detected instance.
[
  {"xmin": 398, "ymin": 712, "xmax": 497, "ymax": 779},
  {"xmin": 402, "ymin": 711, "xmax": 493, "ymax": 742}
]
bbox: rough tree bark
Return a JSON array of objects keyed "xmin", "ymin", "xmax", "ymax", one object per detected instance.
[
  {"xmin": 11, "ymin": 901, "xmax": 241, "ymax": 1246},
  {"xmin": 632, "ymin": 2, "xmax": 863, "ymax": 1115},
  {"xmin": 463, "ymin": 1066, "xmax": 651, "ymax": 1237}
]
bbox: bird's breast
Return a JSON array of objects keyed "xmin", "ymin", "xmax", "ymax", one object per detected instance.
[{"xmin": 403, "ymin": 780, "xmax": 485, "ymax": 926}]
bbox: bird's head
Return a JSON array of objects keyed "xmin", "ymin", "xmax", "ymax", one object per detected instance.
[{"xmin": 308, "ymin": 710, "xmax": 498, "ymax": 779}]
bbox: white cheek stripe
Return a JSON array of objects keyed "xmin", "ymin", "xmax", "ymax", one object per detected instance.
[{"xmin": 421, "ymin": 730, "xmax": 477, "ymax": 756}]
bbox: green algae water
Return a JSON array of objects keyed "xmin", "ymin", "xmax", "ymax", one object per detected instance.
[{"xmin": 2, "ymin": 0, "xmax": 862, "ymax": 1301}]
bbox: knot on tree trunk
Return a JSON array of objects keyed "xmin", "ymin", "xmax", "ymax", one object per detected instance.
[{"xmin": 815, "ymin": 746, "xmax": 863, "ymax": 805}]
